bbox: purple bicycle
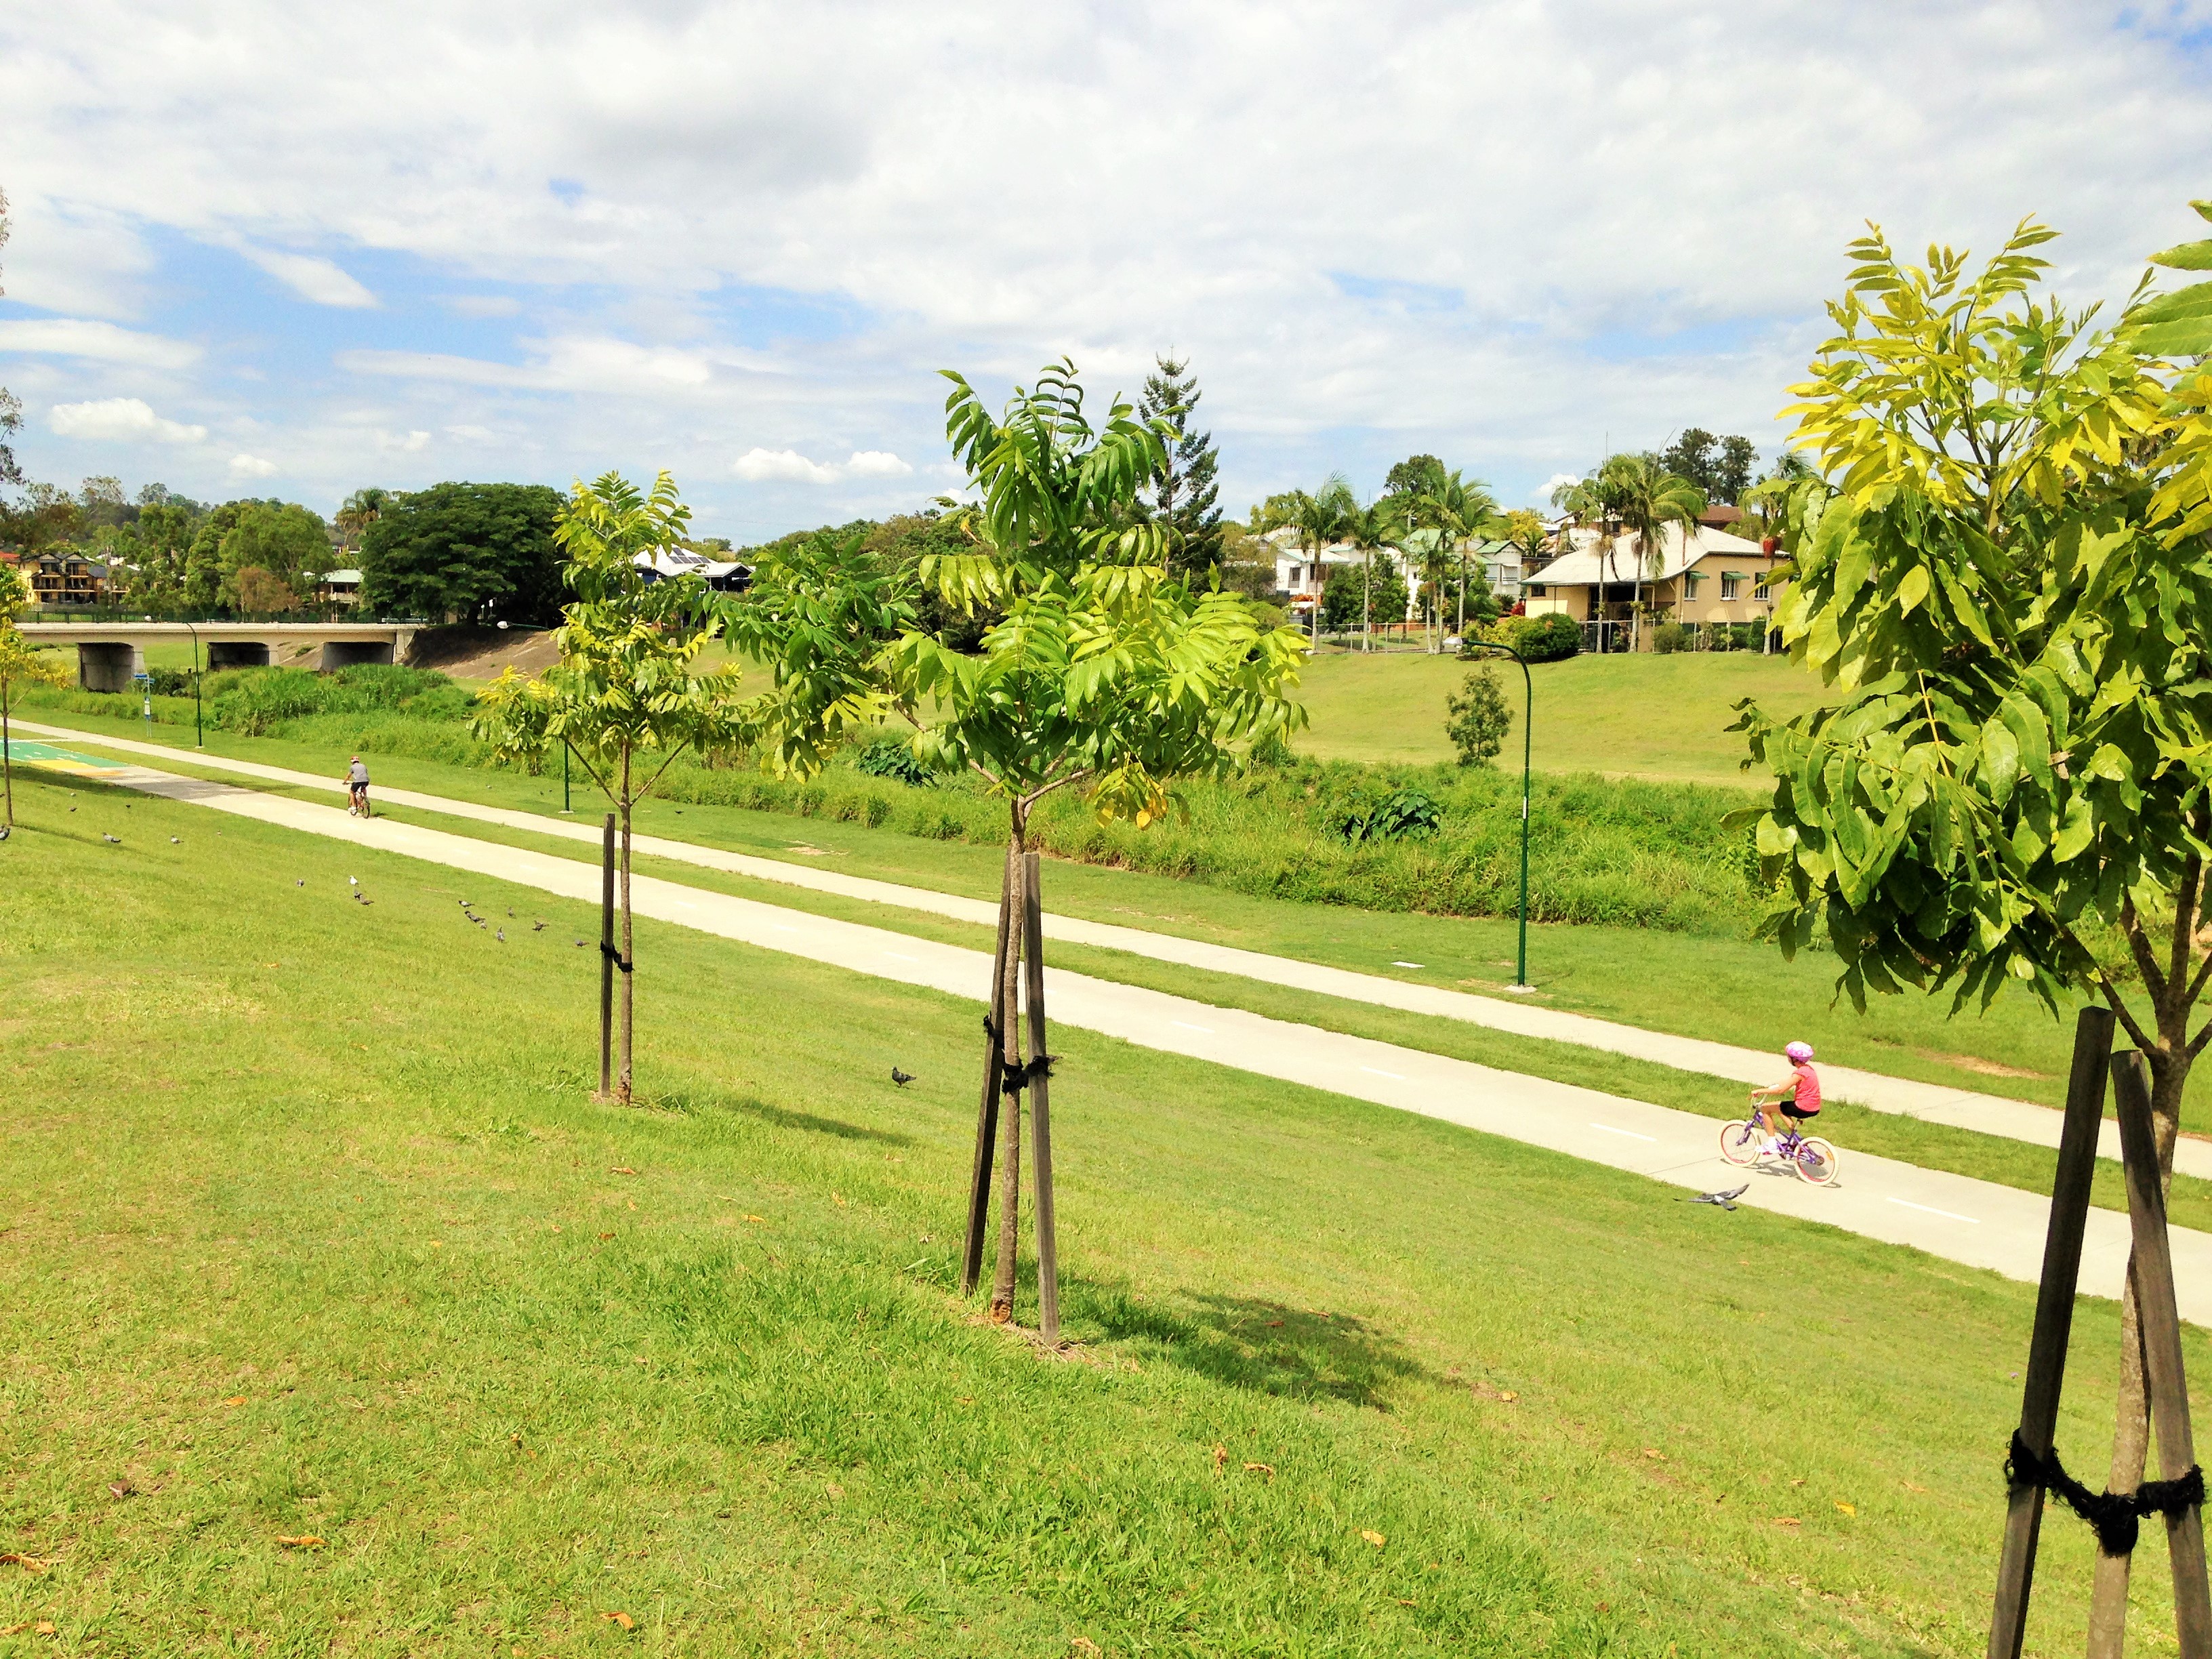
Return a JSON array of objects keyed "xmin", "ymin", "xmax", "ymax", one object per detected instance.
[{"xmin": 1719, "ymin": 1103, "xmax": 1839, "ymax": 1186}]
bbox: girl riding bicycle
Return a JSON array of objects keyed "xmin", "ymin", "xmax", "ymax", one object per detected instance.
[{"xmin": 1749, "ymin": 1040, "xmax": 1821, "ymax": 1154}]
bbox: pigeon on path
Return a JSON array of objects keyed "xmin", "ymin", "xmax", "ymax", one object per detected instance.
[
  {"xmin": 890, "ymin": 1067, "xmax": 916, "ymax": 1088},
  {"xmin": 1691, "ymin": 1184, "xmax": 1749, "ymax": 1212}
]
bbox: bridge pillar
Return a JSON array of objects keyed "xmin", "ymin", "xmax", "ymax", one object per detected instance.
[
  {"xmin": 207, "ymin": 641, "xmax": 272, "ymax": 670},
  {"xmin": 79, "ymin": 642, "xmax": 143, "ymax": 692},
  {"xmin": 319, "ymin": 640, "xmax": 394, "ymax": 670}
]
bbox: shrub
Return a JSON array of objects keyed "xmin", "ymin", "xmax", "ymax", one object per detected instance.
[
  {"xmin": 1443, "ymin": 665, "xmax": 1511, "ymax": 766},
  {"xmin": 1329, "ymin": 785, "xmax": 1443, "ymax": 843},
  {"xmin": 855, "ymin": 733, "xmax": 933, "ymax": 787},
  {"xmin": 1502, "ymin": 612, "xmax": 1580, "ymax": 663},
  {"xmin": 1651, "ymin": 621, "xmax": 1690, "ymax": 655}
]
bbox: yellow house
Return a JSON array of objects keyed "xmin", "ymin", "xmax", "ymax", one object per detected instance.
[{"xmin": 1521, "ymin": 523, "xmax": 1787, "ymax": 642}]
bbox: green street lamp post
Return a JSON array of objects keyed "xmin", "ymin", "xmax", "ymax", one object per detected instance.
[
  {"xmin": 180, "ymin": 619, "xmax": 203, "ymax": 748},
  {"xmin": 1461, "ymin": 640, "xmax": 1534, "ymax": 987}
]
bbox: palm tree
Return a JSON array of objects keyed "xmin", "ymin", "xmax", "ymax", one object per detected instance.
[
  {"xmin": 1292, "ymin": 475, "xmax": 1356, "ymax": 644},
  {"xmin": 1343, "ymin": 496, "xmax": 1395, "ymax": 652},
  {"xmin": 1422, "ymin": 469, "xmax": 1499, "ymax": 642},
  {"xmin": 335, "ymin": 487, "xmax": 393, "ymax": 552},
  {"xmin": 1550, "ymin": 472, "xmax": 1623, "ymax": 653},
  {"xmin": 1595, "ymin": 455, "xmax": 1705, "ymax": 651}
]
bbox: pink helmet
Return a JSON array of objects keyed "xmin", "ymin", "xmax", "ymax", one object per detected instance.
[{"xmin": 1785, "ymin": 1041, "xmax": 1815, "ymax": 1063}]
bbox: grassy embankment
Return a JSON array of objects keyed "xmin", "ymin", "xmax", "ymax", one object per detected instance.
[
  {"xmin": 1, "ymin": 769, "xmax": 2198, "ymax": 1654},
  {"xmin": 15, "ymin": 699, "xmax": 2195, "ymax": 1134}
]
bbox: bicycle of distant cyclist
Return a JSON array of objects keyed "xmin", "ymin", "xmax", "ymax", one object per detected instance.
[{"xmin": 1719, "ymin": 1096, "xmax": 1839, "ymax": 1186}]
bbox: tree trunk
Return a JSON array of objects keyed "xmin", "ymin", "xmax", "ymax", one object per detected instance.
[
  {"xmin": 3, "ymin": 684, "xmax": 12, "ymax": 827},
  {"xmin": 988, "ymin": 818, "xmax": 1028, "ymax": 1323},
  {"xmin": 2086, "ymin": 1046, "xmax": 2190, "ymax": 1656},
  {"xmin": 1362, "ymin": 551, "xmax": 1373, "ymax": 653},
  {"xmin": 617, "ymin": 750, "xmax": 635, "ymax": 1107}
]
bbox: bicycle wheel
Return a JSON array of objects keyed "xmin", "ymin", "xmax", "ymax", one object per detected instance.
[
  {"xmin": 1794, "ymin": 1138, "xmax": 1839, "ymax": 1186},
  {"xmin": 1719, "ymin": 1120, "xmax": 1763, "ymax": 1166}
]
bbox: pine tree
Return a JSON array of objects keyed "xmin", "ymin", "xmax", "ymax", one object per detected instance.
[{"xmin": 1139, "ymin": 355, "xmax": 1225, "ymax": 581}]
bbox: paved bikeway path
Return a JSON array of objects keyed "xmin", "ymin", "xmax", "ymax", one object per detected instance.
[
  {"xmin": 46, "ymin": 745, "xmax": 2212, "ymax": 1324},
  {"xmin": 22, "ymin": 718, "xmax": 2200, "ymax": 1183}
]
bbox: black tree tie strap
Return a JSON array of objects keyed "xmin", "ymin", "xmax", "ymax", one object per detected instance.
[
  {"xmin": 599, "ymin": 943, "xmax": 632, "ymax": 974},
  {"xmin": 2007, "ymin": 1430, "xmax": 2206, "ymax": 1556},
  {"xmin": 980, "ymin": 1017, "xmax": 1054, "ymax": 1096}
]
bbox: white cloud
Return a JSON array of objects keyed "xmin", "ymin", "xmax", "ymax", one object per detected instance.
[
  {"xmin": 734, "ymin": 447, "xmax": 838, "ymax": 483},
  {"xmin": 229, "ymin": 453, "xmax": 279, "ymax": 477},
  {"xmin": 377, "ymin": 428, "xmax": 432, "ymax": 452},
  {"xmin": 49, "ymin": 396, "xmax": 207, "ymax": 443},
  {"xmin": 5, "ymin": 3, "xmax": 2209, "ymax": 522},
  {"xmin": 1534, "ymin": 472, "xmax": 1582, "ymax": 505},
  {"xmin": 0, "ymin": 319, "xmax": 201, "ymax": 369},
  {"xmin": 843, "ymin": 449, "xmax": 912, "ymax": 478},
  {"xmin": 443, "ymin": 423, "xmax": 495, "ymax": 442},
  {"xmin": 243, "ymin": 248, "xmax": 376, "ymax": 308}
]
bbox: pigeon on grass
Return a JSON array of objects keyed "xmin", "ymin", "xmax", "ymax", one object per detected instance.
[
  {"xmin": 890, "ymin": 1067, "xmax": 916, "ymax": 1088},
  {"xmin": 103, "ymin": 833, "xmax": 122, "ymax": 844},
  {"xmin": 1689, "ymin": 1184, "xmax": 1749, "ymax": 1212}
]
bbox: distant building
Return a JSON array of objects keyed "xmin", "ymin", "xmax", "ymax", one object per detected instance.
[
  {"xmin": 24, "ymin": 552, "xmax": 114, "ymax": 608},
  {"xmin": 1521, "ymin": 523, "xmax": 1787, "ymax": 642},
  {"xmin": 311, "ymin": 569, "xmax": 365, "ymax": 607},
  {"xmin": 1265, "ymin": 526, "xmax": 1526, "ymax": 619},
  {"xmin": 632, "ymin": 549, "xmax": 752, "ymax": 593}
]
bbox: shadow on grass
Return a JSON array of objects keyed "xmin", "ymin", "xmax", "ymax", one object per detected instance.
[
  {"xmin": 1077, "ymin": 1284, "xmax": 1436, "ymax": 1409},
  {"xmin": 659, "ymin": 1086, "xmax": 916, "ymax": 1148}
]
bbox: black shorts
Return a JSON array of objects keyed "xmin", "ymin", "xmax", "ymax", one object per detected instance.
[{"xmin": 1779, "ymin": 1101, "xmax": 1818, "ymax": 1123}]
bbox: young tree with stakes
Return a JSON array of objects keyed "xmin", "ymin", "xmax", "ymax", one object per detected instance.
[
  {"xmin": 736, "ymin": 361, "xmax": 1307, "ymax": 1338},
  {"xmin": 1731, "ymin": 208, "xmax": 2212, "ymax": 1652},
  {"xmin": 473, "ymin": 472, "xmax": 750, "ymax": 1106}
]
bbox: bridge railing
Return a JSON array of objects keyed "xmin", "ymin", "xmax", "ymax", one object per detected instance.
[{"xmin": 16, "ymin": 607, "xmax": 433, "ymax": 626}]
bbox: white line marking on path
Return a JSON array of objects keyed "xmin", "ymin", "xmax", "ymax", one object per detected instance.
[
  {"xmin": 1171, "ymin": 1021, "xmax": 1214, "ymax": 1034},
  {"xmin": 1589, "ymin": 1122, "xmax": 1658, "ymax": 1143},
  {"xmin": 1889, "ymin": 1196, "xmax": 1980, "ymax": 1224},
  {"xmin": 1392, "ymin": 961, "xmax": 1423, "ymax": 968},
  {"xmin": 1361, "ymin": 1066, "xmax": 1406, "ymax": 1080}
]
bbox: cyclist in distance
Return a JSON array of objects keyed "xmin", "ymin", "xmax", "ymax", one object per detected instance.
[
  {"xmin": 345, "ymin": 754, "xmax": 371, "ymax": 818},
  {"xmin": 1749, "ymin": 1040, "xmax": 1822, "ymax": 1155}
]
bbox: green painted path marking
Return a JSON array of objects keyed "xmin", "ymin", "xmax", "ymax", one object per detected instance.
[{"xmin": 1, "ymin": 740, "xmax": 129, "ymax": 776}]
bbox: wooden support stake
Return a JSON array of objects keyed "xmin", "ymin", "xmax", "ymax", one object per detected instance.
[
  {"xmin": 2112, "ymin": 1050, "xmax": 2212, "ymax": 1658},
  {"xmin": 597, "ymin": 812, "xmax": 615, "ymax": 1101},
  {"xmin": 1022, "ymin": 852, "xmax": 1060, "ymax": 1345},
  {"xmin": 960, "ymin": 851, "xmax": 1017, "ymax": 1298},
  {"xmin": 1988, "ymin": 1006, "xmax": 2114, "ymax": 1659}
]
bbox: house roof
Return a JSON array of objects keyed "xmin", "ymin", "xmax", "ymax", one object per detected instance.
[{"xmin": 1528, "ymin": 523, "xmax": 1767, "ymax": 587}]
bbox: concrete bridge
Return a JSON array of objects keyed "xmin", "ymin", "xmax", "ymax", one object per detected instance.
[{"xmin": 18, "ymin": 621, "xmax": 424, "ymax": 691}]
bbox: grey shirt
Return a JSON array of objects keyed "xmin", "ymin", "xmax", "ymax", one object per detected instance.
[{"xmin": 347, "ymin": 760, "xmax": 369, "ymax": 785}]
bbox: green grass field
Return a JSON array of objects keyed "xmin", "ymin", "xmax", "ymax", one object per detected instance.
[
  {"xmin": 2, "ymin": 769, "xmax": 2200, "ymax": 1654},
  {"xmin": 1293, "ymin": 651, "xmax": 1834, "ymax": 785}
]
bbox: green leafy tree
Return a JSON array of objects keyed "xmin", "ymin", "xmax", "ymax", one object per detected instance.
[
  {"xmin": 1138, "ymin": 356, "xmax": 1225, "ymax": 581},
  {"xmin": 1732, "ymin": 215, "xmax": 2198, "ymax": 1622},
  {"xmin": 859, "ymin": 511, "xmax": 990, "ymax": 650},
  {"xmin": 361, "ymin": 482, "xmax": 564, "ymax": 623},
  {"xmin": 217, "ymin": 501, "xmax": 327, "ymax": 610},
  {"xmin": 1399, "ymin": 468, "xmax": 1500, "ymax": 646},
  {"xmin": 0, "ymin": 483, "xmax": 83, "ymax": 562},
  {"xmin": 1715, "ymin": 436, "xmax": 1759, "ymax": 504},
  {"xmin": 1444, "ymin": 664, "xmax": 1511, "ymax": 765},
  {"xmin": 1384, "ymin": 453, "xmax": 1446, "ymax": 497},
  {"xmin": 472, "ymin": 472, "xmax": 750, "ymax": 1106},
  {"xmin": 0, "ymin": 564, "xmax": 71, "ymax": 825},
  {"xmin": 738, "ymin": 359, "xmax": 1307, "ymax": 1330},
  {"xmin": 1319, "ymin": 555, "xmax": 1407, "ymax": 634}
]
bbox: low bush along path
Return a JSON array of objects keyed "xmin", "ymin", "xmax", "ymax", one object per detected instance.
[
  {"xmin": 18, "ymin": 724, "xmax": 2207, "ymax": 1324},
  {"xmin": 11, "ymin": 768, "xmax": 2193, "ymax": 1652}
]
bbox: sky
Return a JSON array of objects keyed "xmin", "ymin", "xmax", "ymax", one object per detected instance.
[{"xmin": 2, "ymin": 1, "xmax": 2209, "ymax": 546}]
